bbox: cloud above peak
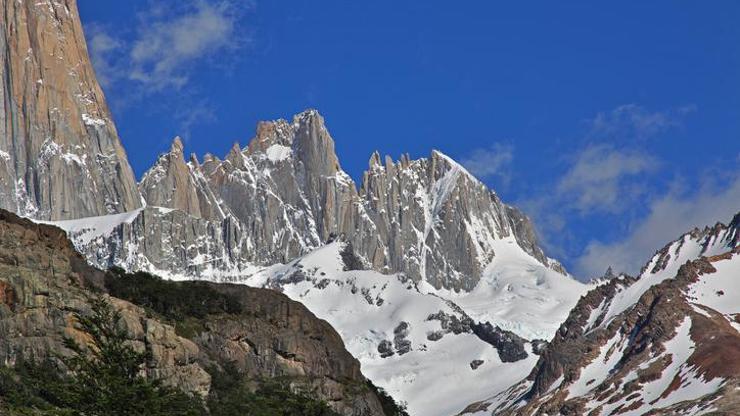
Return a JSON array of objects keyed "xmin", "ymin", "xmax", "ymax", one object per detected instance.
[
  {"xmin": 460, "ymin": 143, "xmax": 514, "ymax": 187},
  {"xmin": 129, "ymin": 1, "xmax": 247, "ymax": 90},
  {"xmin": 89, "ymin": 0, "xmax": 251, "ymax": 92},
  {"xmin": 576, "ymin": 173, "xmax": 740, "ymax": 278},
  {"xmin": 557, "ymin": 144, "xmax": 658, "ymax": 214},
  {"xmin": 515, "ymin": 103, "xmax": 726, "ymax": 280}
]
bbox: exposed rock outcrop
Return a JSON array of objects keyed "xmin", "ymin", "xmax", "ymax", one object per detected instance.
[
  {"xmin": 462, "ymin": 213, "xmax": 740, "ymax": 415},
  {"xmin": 138, "ymin": 137, "xmax": 225, "ymax": 221},
  {"xmin": 471, "ymin": 322, "xmax": 528, "ymax": 363},
  {"xmin": 0, "ymin": 209, "xmax": 386, "ymax": 415},
  {"xmin": 0, "ymin": 0, "xmax": 564, "ymax": 293}
]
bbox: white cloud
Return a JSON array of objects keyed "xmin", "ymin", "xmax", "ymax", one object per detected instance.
[
  {"xmin": 575, "ymin": 174, "xmax": 740, "ymax": 278},
  {"xmin": 87, "ymin": 25, "xmax": 123, "ymax": 88},
  {"xmin": 519, "ymin": 104, "xmax": 712, "ymax": 279},
  {"xmin": 460, "ymin": 143, "xmax": 514, "ymax": 185},
  {"xmin": 588, "ymin": 103, "xmax": 696, "ymax": 141},
  {"xmin": 557, "ymin": 144, "xmax": 658, "ymax": 214},
  {"xmin": 129, "ymin": 1, "xmax": 246, "ymax": 90},
  {"xmin": 88, "ymin": 0, "xmax": 250, "ymax": 92}
]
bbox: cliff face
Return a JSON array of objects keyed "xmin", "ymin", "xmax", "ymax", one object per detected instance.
[
  {"xmin": 106, "ymin": 110, "xmax": 565, "ymax": 292},
  {"xmin": 462, "ymin": 214, "xmax": 740, "ymax": 416},
  {"xmin": 0, "ymin": 209, "xmax": 386, "ymax": 415},
  {"xmin": 0, "ymin": 0, "xmax": 141, "ymax": 220}
]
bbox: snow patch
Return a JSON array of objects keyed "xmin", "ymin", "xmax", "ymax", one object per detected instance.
[
  {"xmin": 264, "ymin": 144, "xmax": 292, "ymax": 162},
  {"xmin": 39, "ymin": 209, "xmax": 144, "ymax": 245},
  {"xmin": 82, "ymin": 113, "xmax": 106, "ymax": 127}
]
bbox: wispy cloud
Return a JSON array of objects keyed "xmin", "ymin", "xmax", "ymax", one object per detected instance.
[
  {"xmin": 175, "ymin": 102, "xmax": 217, "ymax": 142},
  {"xmin": 519, "ymin": 104, "xmax": 709, "ymax": 279},
  {"xmin": 557, "ymin": 144, "xmax": 658, "ymax": 214},
  {"xmin": 587, "ymin": 103, "xmax": 696, "ymax": 141},
  {"xmin": 460, "ymin": 143, "xmax": 514, "ymax": 186},
  {"xmin": 87, "ymin": 24, "xmax": 122, "ymax": 88},
  {"xmin": 89, "ymin": 0, "xmax": 251, "ymax": 92},
  {"xmin": 575, "ymin": 172, "xmax": 740, "ymax": 278}
]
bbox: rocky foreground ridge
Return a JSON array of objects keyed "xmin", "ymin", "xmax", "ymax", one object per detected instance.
[
  {"xmin": 461, "ymin": 213, "xmax": 740, "ymax": 415},
  {"xmin": 0, "ymin": 208, "xmax": 389, "ymax": 415}
]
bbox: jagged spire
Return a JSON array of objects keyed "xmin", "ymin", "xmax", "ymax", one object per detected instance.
[
  {"xmin": 369, "ymin": 151, "xmax": 383, "ymax": 169},
  {"xmin": 170, "ymin": 137, "xmax": 185, "ymax": 156},
  {"xmin": 189, "ymin": 153, "xmax": 201, "ymax": 169},
  {"xmin": 604, "ymin": 266, "xmax": 615, "ymax": 279}
]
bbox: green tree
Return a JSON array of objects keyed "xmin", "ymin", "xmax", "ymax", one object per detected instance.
[
  {"xmin": 206, "ymin": 364, "xmax": 340, "ymax": 416},
  {"xmin": 59, "ymin": 298, "xmax": 205, "ymax": 416}
]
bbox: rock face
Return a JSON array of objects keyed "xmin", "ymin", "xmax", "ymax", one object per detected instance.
[
  {"xmin": 0, "ymin": 209, "xmax": 386, "ymax": 415},
  {"xmin": 0, "ymin": 0, "xmax": 141, "ymax": 220},
  {"xmin": 73, "ymin": 110, "xmax": 564, "ymax": 292},
  {"xmin": 138, "ymin": 137, "xmax": 224, "ymax": 221},
  {"xmin": 462, "ymin": 213, "xmax": 740, "ymax": 415}
]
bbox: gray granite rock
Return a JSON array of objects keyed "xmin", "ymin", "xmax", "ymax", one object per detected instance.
[{"xmin": 0, "ymin": 0, "xmax": 141, "ymax": 220}]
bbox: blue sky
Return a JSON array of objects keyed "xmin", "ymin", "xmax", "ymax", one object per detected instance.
[{"xmin": 78, "ymin": 0, "xmax": 740, "ymax": 279}]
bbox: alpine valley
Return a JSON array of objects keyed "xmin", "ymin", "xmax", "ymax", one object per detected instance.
[{"xmin": 0, "ymin": 1, "xmax": 737, "ymax": 415}]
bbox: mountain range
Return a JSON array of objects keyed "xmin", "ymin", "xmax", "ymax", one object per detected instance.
[{"xmin": 0, "ymin": 1, "xmax": 737, "ymax": 415}]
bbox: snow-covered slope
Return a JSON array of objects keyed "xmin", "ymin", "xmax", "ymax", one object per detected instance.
[
  {"xmin": 463, "ymin": 213, "xmax": 740, "ymax": 416},
  {"xmin": 239, "ymin": 240, "xmax": 586, "ymax": 416},
  {"xmin": 430, "ymin": 237, "xmax": 586, "ymax": 340}
]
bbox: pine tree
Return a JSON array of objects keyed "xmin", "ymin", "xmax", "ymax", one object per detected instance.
[{"xmin": 59, "ymin": 298, "xmax": 205, "ymax": 416}]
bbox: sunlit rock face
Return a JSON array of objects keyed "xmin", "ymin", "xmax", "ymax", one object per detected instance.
[{"xmin": 0, "ymin": 0, "xmax": 141, "ymax": 220}]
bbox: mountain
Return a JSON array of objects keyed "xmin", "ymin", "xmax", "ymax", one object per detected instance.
[
  {"xmin": 0, "ymin": 0, "xmax": 141, "ymax": 220},
  {"xmin": 0, "ymin": 208, "xmax": 389, "ymax": 415},
  {"xmin": 59, "ymin": 109, "xmax": 565, "ymax": 294},
  {"xmin": 11, "ymin": 2, "xmax": 735, "ymax": 415},
  {"xmin": 46, "ymin": 108, "xmax": 587, "ymax": 416},
  {"xmin": 0, "ymin": 2, "xmax": 589, "ymax": 412},
  {"xmin": 462, "ymin": 213, "xmax": 740, "ymax": 415}
]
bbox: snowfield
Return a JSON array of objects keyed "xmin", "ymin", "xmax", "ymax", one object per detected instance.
[{"xmin": 241, "ymin": 241, "xmax": 586, "ymax": 416}]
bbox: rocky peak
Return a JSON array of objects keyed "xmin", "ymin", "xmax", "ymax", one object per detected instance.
[
  {"xmin": 292, "ymin": 109, "xmax": 342, "ymax": 176},
  {"xmin": 246, "ymin": 119, "xmax": 294, "ymax": 154},
  {"xmin": 65, "ymin": 106, "xmax": 567, "ymax": 293},
  {"xmin": 726, "ymin": 211, "xmax": 740, "ymax": 247},
  {"xmin": 368, "ymin": 151, "xmax": 383, "ymax": 170},
  {"xmin": 0, "ymin": 0, "xmax": 141, "ymax": 220},
  {"xmin": 354, "ymin": 147, "xmax": 564, "ymax": 291},
  {"xmin": 170, "ymin": 136, "xmax": 185, "ymax": 155},
  {"xmin": 138, "ymin": 137, "xmax": 224, "ymax": 220},
  {"xmin": 224, "ymin": 142, "xmax": 247, "ymax": 169}
]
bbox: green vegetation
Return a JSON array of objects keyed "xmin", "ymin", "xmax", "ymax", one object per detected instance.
[
  {"xmin": 366, "ymin": 381, "xmax": 410, "ymax": 416},
  {"xmin": 0, "ymin": 269, "xmax": 410, "ymax": 415},
  {"xmin": 205, "ymin": 363, "xmax": 340, "ymax": 416},
  {"xmin": 105, "ymin": 267, "xmax": 243, "ymax": 321},
  {"xmin": 104, "ymin": 268, "xmax": 244, "ymax": 339}
]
